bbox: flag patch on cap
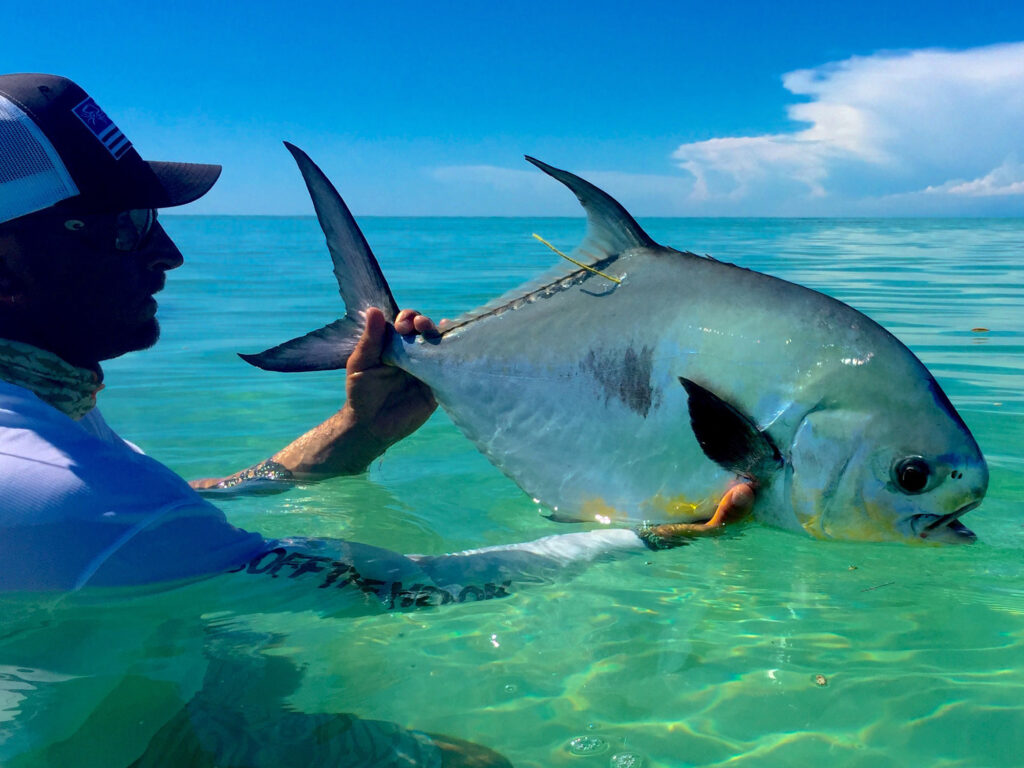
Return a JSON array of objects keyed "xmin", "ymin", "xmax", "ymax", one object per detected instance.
[{"xmin": 72, "ymin": 97, "xmax": 132, "ymax": 160}]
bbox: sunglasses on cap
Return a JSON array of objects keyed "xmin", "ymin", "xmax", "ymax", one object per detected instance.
[{"xmin": 62, "ymin": 208, "xmax": 158, "ymax": 252}]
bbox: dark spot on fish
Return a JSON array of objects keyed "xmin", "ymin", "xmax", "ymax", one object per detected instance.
[{"xmin": 581, "ymin": 346, "xmax": 658, "ymax": 417}]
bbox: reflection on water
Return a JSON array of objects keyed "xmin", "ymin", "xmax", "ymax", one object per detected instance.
[{"xmin": 7, "ymin": 217, "xmax": 1022, "ymax": 766}]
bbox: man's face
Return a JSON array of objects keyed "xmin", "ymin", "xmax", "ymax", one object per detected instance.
[{"xmin": 0, "ymin": 207, "xmax": 184, "ymax": 367}]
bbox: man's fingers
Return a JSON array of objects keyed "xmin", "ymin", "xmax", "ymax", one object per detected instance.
[
  {"xmin": 412, "ymin": 314, "xmax": 439, "ymax": 336},
  {"xmin": 729, "ymin": 483, "xmax": 756, "ymax": 513},
  {"xmin": 395, "ymin": 309, "xmax": 440, "ymax": 337},
  {"xmin": 347, "ymin": 308, "xmax": 387, "ymax": 374},
  {"xmin": 351, "ymin": 307, "xmax": 441, "ymax": 375},
  {"xmin": 394, "ymin": 309, "xmax": 420, "ymax": 335}
]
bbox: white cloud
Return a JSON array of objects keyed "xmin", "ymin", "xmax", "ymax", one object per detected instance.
[
  {"xmin": 675, "ymin": 135, "xmax": 834, "ymax": 200},
  {"xmin": 673, "ymin": 42, "xmax": 1024, "ymax": 212},
  {"xmin": 429, "ymin": 43, "xmax": 1024, "ymax": 216},
  {"xmin": 923, "ymin": 158, "xmax": 1024, "ymax": 197}
]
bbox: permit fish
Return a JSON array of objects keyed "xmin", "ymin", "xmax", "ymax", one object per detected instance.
[{"xmin": 243, "ymin": 144, "xmax": 988, "ymax": 544}]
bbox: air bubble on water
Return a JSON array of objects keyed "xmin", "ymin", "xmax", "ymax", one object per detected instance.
[
  {"xmin": 503, "ymin": 683, "xmax": 517, "ymax": 694},
  {"xmin": 568, "ymin": 735, "xmax": 609, "ymax": 756},
  {"xmin": 610, "ymin": 752, "xmax": 644, "ymax": 768}
]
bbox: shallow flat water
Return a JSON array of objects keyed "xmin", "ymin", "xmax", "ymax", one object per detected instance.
[{"xmin": 86, "ymin": 217, "xmax": 1024, "ymax": 765}]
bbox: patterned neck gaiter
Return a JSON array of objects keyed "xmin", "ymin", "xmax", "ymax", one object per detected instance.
[{"xmin": 0, "ymin": 338, "xmax": 103, "ymax": 420}]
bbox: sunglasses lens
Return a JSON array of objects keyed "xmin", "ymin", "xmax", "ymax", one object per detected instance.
[{"xmin": 115, "ymin": 209, "xmax": 157, "ymax": 251}]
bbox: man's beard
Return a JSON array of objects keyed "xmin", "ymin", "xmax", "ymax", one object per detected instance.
[{"xmin": 97, "ymin": 317, "xmax": 162, "ymax": 362}]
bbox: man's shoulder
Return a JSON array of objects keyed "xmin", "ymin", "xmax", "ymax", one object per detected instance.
[
  {"xmin": 0, "ymin": 381, "xmax": 198, "ymax": 520},
  {"xmin": 0, "ymin": 380, "xmax": 95, "ymax": 469},
  {"xmin": 0, "ymin": 379, "xmax": 70, "ymax": 423},
  {"xmin": 0, "ymin": 381, "xmax": 259, "ymax": 592},
  {"xmin": 0, "ymin": 381, "xmax": 124, "ymax": 466}
]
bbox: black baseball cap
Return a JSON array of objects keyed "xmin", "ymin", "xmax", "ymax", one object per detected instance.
[{"xmin": 0, "ymin": 73, "xmax": 221, "ymax": 223}]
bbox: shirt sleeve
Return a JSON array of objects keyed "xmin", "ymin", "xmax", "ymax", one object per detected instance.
[
  {"xmin": 216, "ymin": 529, "xmax": 646, "ymax": 613},
  {"xmin": 409, "ymin": 528, "xmax": 646, "ymax": 592}
]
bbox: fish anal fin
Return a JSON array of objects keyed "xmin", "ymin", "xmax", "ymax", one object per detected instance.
[{"xmin": 679, "ymin": 377, "xmax": 783, "ymax": 481}]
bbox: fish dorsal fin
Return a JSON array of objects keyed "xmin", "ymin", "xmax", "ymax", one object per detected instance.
[
  {"xmin": 284, "ymin": 142, "xmax": 399, "ymax": 322},
  {"xmin": 524, "ymin": 156, "xmax": 658, "ymax": 262},
  {"xmin": 444, "ymin": 158, "xmax": 659, "ymax": 331}
]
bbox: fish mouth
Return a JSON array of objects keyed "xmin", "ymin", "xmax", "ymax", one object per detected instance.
[{"xmin": 911, "ymin": 501, "xmax": 981, "ymax": 543}]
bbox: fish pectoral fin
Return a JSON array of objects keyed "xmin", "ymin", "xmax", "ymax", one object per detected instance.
[{"xmin": 679, "ymin": 377, "xmax": 783, "ymax": 480}]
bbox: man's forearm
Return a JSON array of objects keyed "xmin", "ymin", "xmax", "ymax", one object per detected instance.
[
  {"xmin": 268, "ymin": 405, "xmax": 392, "ymax": 479},
  {"xmin": 189, "ymin": 405, "xmax": 389, "ymax": 490}
]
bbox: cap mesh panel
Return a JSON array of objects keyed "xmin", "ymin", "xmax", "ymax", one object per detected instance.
[{"xmin": 0, "ymin": 94, "xmax": 79, "ymax": 224}]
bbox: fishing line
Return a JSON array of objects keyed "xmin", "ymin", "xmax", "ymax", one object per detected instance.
[{"xmin": 531, "ymin": 234, "xmax": 622, "ymax": 284}]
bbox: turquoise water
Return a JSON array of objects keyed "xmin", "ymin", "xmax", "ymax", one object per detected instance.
[{"xmin": 79, "ymin": 217, "xmax": 1024, "ymax": 764}]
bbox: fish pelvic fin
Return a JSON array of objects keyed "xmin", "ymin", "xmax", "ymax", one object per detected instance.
[
  {"xmin": 679, "ymin": 377, "xmax": 783, "ymax": 483},
  {"xmin": 525, "ymin": 156, "xmax": 658, "ymax": 262},
  {"xmin": 239, "ymin": 144, "xmax": 400, "ymax": 372}
]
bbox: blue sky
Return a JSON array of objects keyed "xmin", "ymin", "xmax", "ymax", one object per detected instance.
[{"xmin": 9, "ymin": 0, "xmax": 1024, "ymax": 215}]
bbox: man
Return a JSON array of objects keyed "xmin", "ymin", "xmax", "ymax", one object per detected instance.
[
  {"xmin": 0, "ymin": 72, "xmax": 509, "ymax": 768},
  {"xmin": 0, "ymin": 73, "xmax": 755, "ymax": 767}
]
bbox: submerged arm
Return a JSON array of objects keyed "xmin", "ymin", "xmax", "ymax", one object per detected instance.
[
  {"xmin": 226, "ymin": 528, "xmax": 650, "ymax": 611},
  {"xmin": 190, "ymin": 308, "xmax": 438, "ymax": 490},
  {"xmin": 227, "ymin": 496, "xmax": 757, "ymax": 612}
]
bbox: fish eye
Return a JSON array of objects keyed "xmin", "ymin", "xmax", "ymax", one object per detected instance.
[{"xmin": 893, "ymin": 456, "xmax": 931, "ymax": 494}]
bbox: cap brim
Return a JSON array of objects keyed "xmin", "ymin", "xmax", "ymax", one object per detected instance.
[{"xmin": 146, "ymin": 160, "xmax": 222, "ymax": 207}]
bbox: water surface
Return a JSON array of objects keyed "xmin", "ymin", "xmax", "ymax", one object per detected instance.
[{"xmin": 75, "ymin": 217, "xmax": 1024, "ymax": 765}]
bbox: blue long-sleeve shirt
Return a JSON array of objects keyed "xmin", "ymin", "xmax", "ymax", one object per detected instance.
[{"xmin": 0, "ymin": 379, "xmax": 644, "ymax": 600}]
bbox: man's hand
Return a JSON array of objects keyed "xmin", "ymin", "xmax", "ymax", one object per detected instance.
[
  {"xmin": 343, "ymin": 307, "xmax": 439, "ymax": 451},
  {"xmin": 191, "ymin": 307, "xmax": 443, "ymax": 489},
  {"xmin": 636, "ymin": 482, "xmax": 756, "ymax": 549}
]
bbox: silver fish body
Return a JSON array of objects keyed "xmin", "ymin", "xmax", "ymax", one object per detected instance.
[{"xmin": 245, "ymin": 146, "xmax": 988, "ymax": 544}]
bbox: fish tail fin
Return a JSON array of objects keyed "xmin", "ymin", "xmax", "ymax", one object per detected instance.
[
  {"xmin": 238, "ymin": 317, "xmax": 365, "ymax": 372},
  {"xmin": 239, "ymin": 143, "xmax": 400, "ymax": 372}
]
